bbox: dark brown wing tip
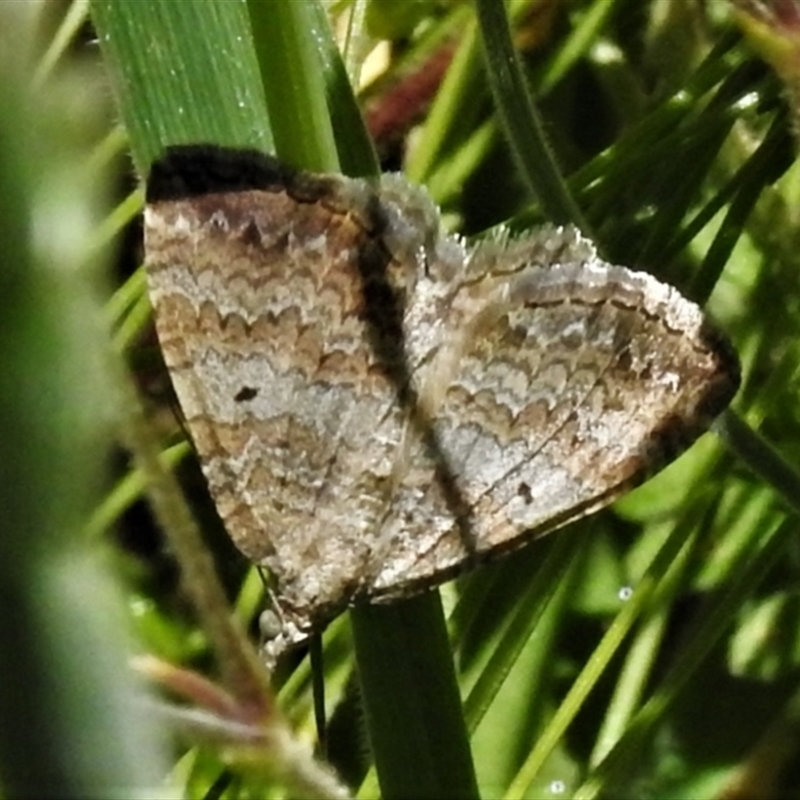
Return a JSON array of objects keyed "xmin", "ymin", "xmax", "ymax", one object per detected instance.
[
  {"xmin": 646, "ymin": 319, "xmax": 740, "ymax": 466},
  {"xmin": 696, "ymin": 318, "xmax": 741, "ymax": 419},
  {"xmin": 145, "ymin": 144, "xmax": 294, "ymax": 204}
]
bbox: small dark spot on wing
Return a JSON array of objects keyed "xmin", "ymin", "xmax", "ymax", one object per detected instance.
[
  {"xmin": 517, "ymin": 482, "xmax": 533, "ymax": 504},
  {"xmin": 234, "ymin": 386, "xmax": 258, "ymax": 402}
]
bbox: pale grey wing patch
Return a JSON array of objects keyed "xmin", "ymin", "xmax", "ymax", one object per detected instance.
[
  {"xmin": 430, "ymin": 258, "xmax": 727, "ymax": 553},
  {"xmin": 417, "ymin": 318, "xmax": 620, "ymax": 569}
]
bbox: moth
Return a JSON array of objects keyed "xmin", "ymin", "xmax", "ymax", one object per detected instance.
[{"xmin": 144, "ymin": 145, "xmax": 739, "ymax": 663}]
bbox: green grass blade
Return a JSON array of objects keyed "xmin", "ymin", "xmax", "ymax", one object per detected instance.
[
  {"xmin": 474, "ymin": 0, "xmax": 587, "ymax": 228},
  {"xmin": 92, "ymin": 0, "xmax": 272, "ymax": 170},
  {"xmin": 716, "ymin": 411, "xmax": 800, "ymax": 518},
  {"xmin": 353, "ymin": 595, "xmax": 480, "ymax": 800}
]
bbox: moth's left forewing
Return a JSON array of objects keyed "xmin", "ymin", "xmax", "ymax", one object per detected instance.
[{"xmin": 144, "ymin": 148, "xmax": 425, "ymax": 652}]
